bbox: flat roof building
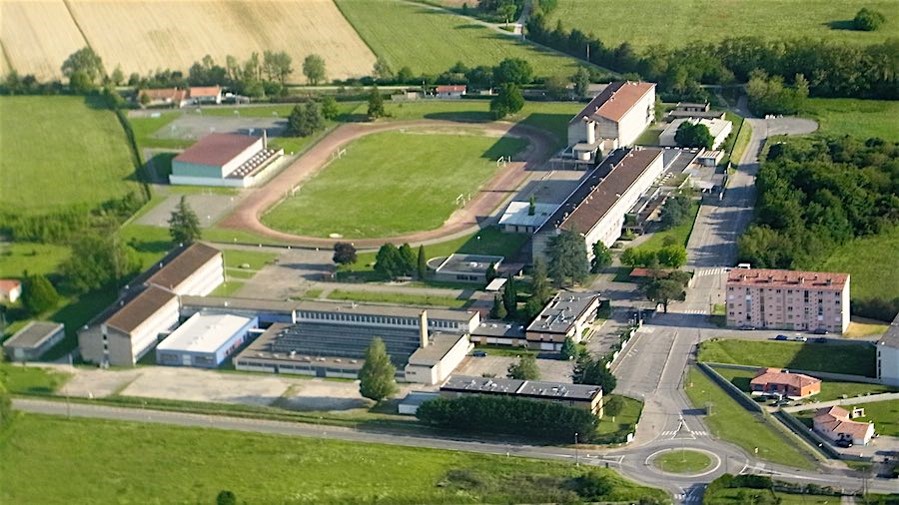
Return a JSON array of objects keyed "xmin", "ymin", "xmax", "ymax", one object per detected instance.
[
  {"xmin": 659, "ymin": 118, "xmax": 733, "ymax": 150},
  {"xmin": 525, "ymin": 292, "xmax": 600, "ymax": 351},
  {"xmin": 470, "ymin": 320, "xmax": 527, "ymax": 347},
  {"xmin": 180, "ymin": 296, "xmax": 297, "ymax": 325},
  {"xmin": 726, "ymin": 268, "xmax": 850, "ymax": 334},
  {"xmin": 667, "ymin": 102, "xmax": 726, "ymax": 120},
  {"xmin": 430, "ymin": 254, "xmax": 504, "ymax": 284},
  {"xmin": 498, "ymin": 201, "xmax": 559, "ymax": 234},
  {"xmin": 876, "ymin": 312, "xmax": 899, "ymax": 387},
  {"xmin": 170, "ymin": 133, "xmax": 283, "ymax": 188},
  {"xmin": 156, "ymin": 313, "xmax": 257, "ymax": 368},
  {"xmin": 441, "ymin": 375, "xmax": 603, "ymax": 415},
  {"xmin": 3, "ymin": 321, "xmax": 65, "ymax": 362}
]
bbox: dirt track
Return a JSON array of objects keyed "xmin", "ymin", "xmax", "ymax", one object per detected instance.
[{"xmin": 217, "ymin": 119, "xmax": 556, "ymax": 248}]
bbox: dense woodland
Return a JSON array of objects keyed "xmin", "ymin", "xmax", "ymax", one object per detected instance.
[{"xmin": 738, "ymin": 137, "xmax": 899, "ymax": 319}]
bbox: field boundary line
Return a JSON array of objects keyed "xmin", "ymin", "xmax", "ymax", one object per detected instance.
[{"xmin": 60, "ymin": 0, "xmax": 96, "ymax": 69}]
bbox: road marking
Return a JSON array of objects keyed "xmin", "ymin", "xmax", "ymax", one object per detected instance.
[{"xmin": 694, "ymin": 267, "xmax": 729, "ymax": 277}]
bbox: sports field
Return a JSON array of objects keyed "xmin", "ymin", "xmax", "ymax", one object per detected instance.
[
  {"xmin": 546, "ymin": 0, "xmax": 899, "ymax": 49},
  {"xmin": 0, "ymin": 96, "xmax": 137, "ymax": 215},
  {"xmin": 804, "ymin": 98, "xmax": 899, "ymax": 141},
  {"xmin": 262, "ymin": 131, "xmax": 528, "ymax": 238},
  {"xmin": 0, "ymin": 414, "xmax": 666, "ymax": 504},
  {"xmin": 335, "ymin": 0, "xmax": 580, "ymax": 76}
]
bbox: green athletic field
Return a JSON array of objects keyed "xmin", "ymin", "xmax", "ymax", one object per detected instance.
[{"xmin": 262, "ymin": 130, "xmax": 528, "ymax": 238}]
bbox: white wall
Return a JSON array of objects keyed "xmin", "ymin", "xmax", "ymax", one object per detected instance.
[
  {"xmin": 127, "ymin": 297, "xmax": 181, "ymax": 364},
  {"xmin": 168, "ymin": 255, "xmax": 224, "ymax": 297},
  {"xmin": 220, "ymin": 138, "xmax": 264, "ymax": 176},
  {"xmin": 169, "ymin": 174, "xmax": 252, "ymax": 188},
  {"xmin": 616, "ymin": 88, "xmax": 655, "ymax": 147},
  {"xmin": 878, "ymin": 345, "xmax": 899, "ymax": 386}
]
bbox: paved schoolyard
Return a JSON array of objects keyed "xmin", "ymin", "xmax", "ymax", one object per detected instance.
[
  {"xmin": 455, "ymin": 355, "xmax": 574, "ymax": 383},
  {"xmin": 153, "ymin": 114, "xmax": 286, "ymax": 141},
  {"xmin": 137, "ymin": 192, "xmax": 242, "ymax": 228}
]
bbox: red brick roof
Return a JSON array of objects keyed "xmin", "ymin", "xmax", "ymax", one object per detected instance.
[
  {"xmin": 189, "ymin": 86, "xmax": 222, "ymax": 98},
  {"xmin": 571, "ymin": 81, "xmax": 655, "ymax": 124},
  {"xmin": 141, "ymin": 88, "xmax": 186, "ymax": 102},
  {"xmin": 727, "ymin": 269, "xmax": 848, "ymax": 291},
  {"xmin": 813, "ymin": 406, "xmax": 872, "ymax": 439},
  {"xmin": 174, "ymin": 133, "xmax": 261, "ymax": 167},
  {"xmin": 0, "ymin": 279, "xmax": 21, "ymax": 293},
  {"xmin": 436, "ymin": 85, "xmax": 466, "ymax": 93},
  {"xmin": 750, "ymin": 368, "xmax": 821, "ymax": 390}
]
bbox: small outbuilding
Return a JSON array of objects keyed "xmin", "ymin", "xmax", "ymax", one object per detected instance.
[
  {"xmin": 659, "ymin": 118, "xmax": 733, "ymax": 150},
  {"xmin": 435, "ymin": 85, "xmax": 466, "ymax": 99},
  {"xmin": 3, "ymin": 321, "xmax": 65, "ymax": 362},
  {"xmin": 430, "ymin": 254, "xmax": 503, "ymax": 283},
  {"xmin": 397, "ymin": 391, "xmax": 439, "ymax": 415},
  {"xmin": 0, "ymin": 279, "xmax": 21, "ymax": 303}
]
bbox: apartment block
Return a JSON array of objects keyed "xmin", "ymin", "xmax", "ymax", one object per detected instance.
[{"xmin": 725, "ymin": 269, "xmax": 850, "ymax": 334}]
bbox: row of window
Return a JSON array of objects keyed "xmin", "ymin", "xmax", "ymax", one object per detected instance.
[
  {"xmin": 729, "ymin": 287, "xmax": 841, "ymax": 298},
  {"xmin": 297, "ymin": 310, "xmax": 462, "ymax": 329}
]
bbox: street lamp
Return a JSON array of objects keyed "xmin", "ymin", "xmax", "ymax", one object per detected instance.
[{"xmin": 574, "ymin": 432, "xmax": 579, "ymax": 467}]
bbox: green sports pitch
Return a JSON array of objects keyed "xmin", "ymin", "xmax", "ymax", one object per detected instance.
[{"xmin": 262, "ymin": 130, "xmax": 528, "ymax": 239}]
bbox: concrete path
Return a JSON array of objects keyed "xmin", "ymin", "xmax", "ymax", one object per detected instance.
[{"xmin": 783, "ymin": 392, "xmax": 899, "ymax": 413}]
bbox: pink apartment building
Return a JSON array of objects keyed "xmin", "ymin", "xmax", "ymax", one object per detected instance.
[{"xmin": 726, "ymin": 269, "xmax": 850, "ymax": 334}]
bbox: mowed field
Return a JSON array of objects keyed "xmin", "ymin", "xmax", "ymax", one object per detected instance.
[
  {"xmin": 1, "ymin": 0, "xmax": 376, "ymax": 82},
  {"xmin": 335, "ymin": 0, "xmax": 581, "ymax": 76},
  {"xmin": 0, "ymin": 1, "xmax": 88, "ymax": 80},
  {"xmin": 546, "ymin": 0, "xmax": 899, "ymax": 49},
  {"xmin": 804, "ymin": 98, "xmax": 899, "ymax": 141},
  {"xmin": 0, "ymin": 96, "xmax": 137, "ymax": 215},
  {"xmin": 262, "ymin": 130, "xmax": 528, "ymax": 238}
]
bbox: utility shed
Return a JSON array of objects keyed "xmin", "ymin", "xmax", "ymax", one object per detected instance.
[{"xmin": 3, "ymin": 322, "xmax": 65, "ymax": 362}]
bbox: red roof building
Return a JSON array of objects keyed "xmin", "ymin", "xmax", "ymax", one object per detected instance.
[
  {"xmin": 749, "ymin": 367, "xmax": 821, "ymax": 399},
  {"xmin": 813, "ymin": 406, "xmax": 875, "ymax": 446}
]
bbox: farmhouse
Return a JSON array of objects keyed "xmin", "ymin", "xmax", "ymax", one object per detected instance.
[
  {"xmin": 498, "ymin": 200, "xmax": 559, "ymax": 234},
  {"xmin": 876, "ymin": 312, "xmax": 899, "ymax": 387},
  {"xmin": 533, "ymin": 147, "xmax": 665, "ymax": 262},
  {"xmin": 189, "ymin": 86, "xmax": 223, "ymax": 104},
  {"xmin": 430, "ymin": 254, "xmax": 503, "ymax": 283},
  {"xmin": 169, "ymin": 133, "xmax": 283, "ymax": 188},
  {"xmin": 726, "ymin": 268, "xmax": 850, "ymax": 333},
  {"xmin": 435, "ymin": 85, "xmax": 466, "ymax": 99},
  {"xmin": 156, "ymin": 313, "xmax": 258, "ymax": 368},
  {"xmin": 3, "ymin": 321, "xmax": 65, "ymax": 362},
  {"xmin": 233, "ymin": 303, "xmax": 479, "ymax": 384},
  {"xmin": 659, "ymin": 118, "xmax": 733, "ymax": 150},
  {"xmin": 749, "ymin": 368, "xmax": 821, "ymax": 399},
  {"xmin": 0, "ymin": 279, "xmax": 22, "ymax": 303},
  {"xmin": 441, "ymin": 376, "xmax": 603, "ymax": 416},
  {"xmin": 525, "ymin": 292, "xmax": 600, "ymax": 351},
  {"xmin": 567, "ymin": 81, "xmax": 656, "ymax": 163},
  {"xmin": 813, "ymin": 406, "xmax": 875, "ymax": 446},
  {"xmin": 139, "ymin": 88, "xmax": 188, "ymax": 108}
]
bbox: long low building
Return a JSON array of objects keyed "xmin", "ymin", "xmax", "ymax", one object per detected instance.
[
  {"xmin": 3, "ymin": 321, "xmax": 65, "ymax": 362},
  {"xmin": 533, "ymin": 147, "xmax": 664, "ymax": 262},
  {"xmin": 170, "ymin": 132, "xmax": 283, "ymax": 188},
  {"xmin": 659, "ymin": 118, "xmax": 733, "ymax": 150},
  {"xmin": 156, "ymin": 313, "xmax": 258, "ymax": 368},
  {"xmin": 441, "ymin": 375, "xmax": 603, "ymax": 416},
  {"xmin": 525, "ymin": 292, "xmax": 600, "ymax": 351}
]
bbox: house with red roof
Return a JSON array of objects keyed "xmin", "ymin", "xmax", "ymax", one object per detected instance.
[
  {"xmin": 813, "ymin": 406, "xmax": 875, "ymax": 446},
  {"xmin": 435, "ymin": 85, "xmax": 466, "ymax": 99},
  {"xmin": 749, "ymin": 367, "xmax": 821, "ymax": 399},
  {"xmin": 0, "ymin": 279, "xmax": 22, "ymax": 304}
]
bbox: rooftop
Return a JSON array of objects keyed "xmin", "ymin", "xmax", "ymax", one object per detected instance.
[
  {"xmin": 157, "ymin": 313, "xmax": 255, "ymax": 354},
  {"xmin": 751, "ymin": 368, "xmax": 821, "ymax": 390},
  {"xmin": 441, "ymin": 375, "xmax": 601, "ymax": 402},
  {"xmin": 146, "ymin": 242, "xmax": 221, "ymax": 292},
  {"xmin": 517, "ymin": 380, "xmax": 601, "ymax": 401},
  {"xmin": 297, "ymin": 300, "xmax": 477, "ymax": 323},
  {"xmin": 181, "ymin": 296, "xmax": 298, "ymax": 314},
  {"xmin": 434, "ymin": 254, "xmax": 504, "ymax": 275},
  {"xmin": 105, "ymin": 285, "xmax": 178, "ymax": 334},
  {"xmin": 398, "ymin": 391, "xmax": 440, "ymax": 407},
  {"xmin": 814, "ymin": 406, "xmax": 872, "ymax": 438},
  {"xmin": 189, "ymin": 86, "xmax": 221, "ymax": 97},
  {"xmin": 174, "ymin": 133, "xmax": 261, "ymax": 167},
  {"xmin": 234, "ymin": 323, "xmax": 367, "ymax": 371},
  {"xmin": 471, "ymin": 320, "xmax": 526, "ymax": 338},
  {"xmin": 727, "ymin": 269, "xmax": 849, "ymax": 291},
  {"xmin": 571, "ymin": 81, "xmax": 655, "ymax": 124},
  {"xmin": 442, "ymin": 375, "xmax": 524, "ymax": 394},
  {"xmin": 407, "ymin": 333, "xmax": 468, "ymax": 366},
  {"xmin": 660, "ymin": 118, "xmax": 732, "ymax": 140},
  {"xmin": 879, "ymin": 311, "xmax": 899, "ymax": 349},
  {"xmin": 0, "ymin": 279, "xmax": 21, "ymax": 292},
  {"xmin": 3, "ymin": 321, "xmax": 64, "ymax": 349},
  {"xmin": 436, "ymin": 85, "xmax": 466, "ymax": 92},
  {"xmin": 141, "ymin": 87, "xmax": 187, "ymax": 102},
  {"xmin": 498, "ymin": 201, "xmax": 559, "ymax": 229},
  {"xmin": 526, "ymin": 292, "xmax": 599, "ymax": 334}
]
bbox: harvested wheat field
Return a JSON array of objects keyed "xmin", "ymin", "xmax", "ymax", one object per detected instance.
[
  {"xmin": 0, "ymin": 1, "xmax": 87, "ymax": 79},
  {"xmin": 68, "ymin": 0, "xmax": 376, "ymax": 82}
]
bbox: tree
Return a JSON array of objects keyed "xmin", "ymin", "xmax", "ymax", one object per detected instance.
[
  {"xmin": 61, "ymin": 47, "xmax": 104, "ymax": 92},
  {"xmin": 333, "ymin": 242, "xmax": 357, "ymax": 265},
  {"xmin": 374, "ymin": 243, "xmax": 403, "ymax": 279},
  {"xmin": 657, "ymin": 245, "xmax": 687, "ymax": 268},
  {"xmin": 522, "ymin": 296, "xmax": 544, "ymax": 321},
  {"xmin": 573, "ymin": 355, "xmax": 617, "ymax": 393},
  {"xmin": 367, "ymin": 87, "xmax": 386, "ymax": 120},
  {"xmin": 21, "ymin": 273, "xmax": 60, "ymax": 315},
  {"xmin": 528, "ymin": 195, "xmax": 536, "ymax": 216},
  {"xmin": 604, "ymin": 395, "xmax": 624, "ymax": 417},
  {"xmin": 547, "ymin": 230, "xmax": 589, "ymax": 287},
  {"xmin": 643, "ymin": 278, "xmax": 687, "ymax": 313},
  {"xmin": 302, "ymin": 54, "xmax": 327, "ymax": 84},
  {"xmin": 0, "ymin": 376, "xmax": 11, "ymax": 430},
  {"xmin": 169, "ymin": 196, "xmax": 202, "ymax": 245},
  {"xmin": 674, "ymin": 121, "xmax": 714, "ymax": 149},
  {"xmin": 591, "ymin": 242, "xmax": 612, "ymax": 273},
  {"xmin": 659, "ymin": 194, "xmax": 691, "ymax": 230},
  {"xmin": 263, "ymin": 50, "xmax": 293, "ymax": 84},
  {"xmin": 359, "ymin": 337, "xmax": 397, "ymax": 402},
  {"xmin": 491, "ymin": 294, "xmax": 508, "ymax": 319},
  {"xmin": 508, "ymin": 354, "xmax": 540, "ymax": 380},
  {"xmin": 501, "ymin": 275, "xmax": 517, "ymax": 317},
  {"xmin": 493, "ymin": 58, "xmax": 533, "ymax": 85},
  {"xmin": 572, "ymin": 67, "xmax": 590, "ymax": 97},
  {"xmin": 320, "ymin": 95, "xmax": 339, "ymax": 120},
  {"xmin": 560, "ymin": 336, "xmax": 577, "ymax": 360},
  {"xmin": 396, "ymin": 66, "xmax": 415, "ymax": 84},
  {"xmin": 215, "ymin": 490, "xmax": 237, "ymax": 505},
  {"xmin": 287, "ymin": 101, "xmax": 326, "ymax": 137},
  {"xmin": 489, "ymin": 83, "xmax": 524, "ymax": 119},
  {"xmin": 61, "ymin": 234, "xmax": 140, "ymax": 293},
  {"xmin": 854, "ymin": 8, "xmax": 886, "ymax": 31},
  {"xmin": 372, "ymin": 57, "xmax": 394, "ymax": 82},
  {"xmin": 398, "ymin": 243, "xmax": 417, "ymax": 276},
  {"xmin": 544, "ymin": 74, "xmax": 570, "ymax": 100},
  {"xmin": 416, "ymin": 245, "xmax": 427, "ymax": 279},
  {"xmin": 110, "ymin": 65, "xmax": 124, "ymax": 86},
  {"xmin": 530, "ymin": 258, "xmax": 551, "ymax": 304}
]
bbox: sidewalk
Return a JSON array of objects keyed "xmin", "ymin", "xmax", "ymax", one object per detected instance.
[{"xmin": 783, "ymin": 392, "xmax": 899, "ymax": 413}]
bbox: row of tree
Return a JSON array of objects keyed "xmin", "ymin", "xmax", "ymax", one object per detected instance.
[
  {"xmin": 374, "ymin": 243, "xmax": 427, "ymax": 280},
  {"xmin": 620, "ymin": 245, "xmax": 687, "ymax": 269},
  {"xmin": 525, "ymin": 15, "xmax": 898, "ymax": 101}
]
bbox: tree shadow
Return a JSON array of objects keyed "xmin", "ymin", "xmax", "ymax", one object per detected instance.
[
  {"xmin": 824, "ymin": 20, "xmax": 856, "ymax": 31},
  {"xmin": 481, "ymin": 134, "xmax": 529, "ymax": 160}
]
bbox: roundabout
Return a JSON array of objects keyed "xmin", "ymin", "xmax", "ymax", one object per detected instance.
[{"xmin": 648, "ymin": 448, "xmax": 718, "ymax": 476}]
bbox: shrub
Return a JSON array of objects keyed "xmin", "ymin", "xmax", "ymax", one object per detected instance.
[{"xmin": 853, "ymin": 8, "xmax": 886, "ymax": 31}]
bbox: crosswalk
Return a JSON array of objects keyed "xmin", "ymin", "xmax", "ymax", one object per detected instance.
[
  {"xmin": 693, "ymin": 267, "xmax": 730, "ymax": 277},
  {"xmin": 680, "ymin": 309, "xmax": 709, "ymax": 315},
  {"xmin": 660, "ymin": 429, "xmax": 709, "ymax": 438}
]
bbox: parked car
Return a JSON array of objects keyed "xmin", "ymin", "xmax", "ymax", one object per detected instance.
[
  {"xmin": 472, "ymin": 350, "xmax": 487, "ymax": 358},
  {"xmin": 774, "ymin": 334, "xmax": 789, "ymax": 341},
  {"xmin": 793, "ymin": 336, "xmax": 807, "ymax": 342},
  {"xmin": 740, "ymin": 325, "xmax": 757, "ymax": 331},
  {"xmin": 814, "ymin": 337, "xmax": 828, "ymax": 344},
  {"xmin": 812, "ymin": 328, "xmax": 829, "ymax": 335},
  {"xmin": 836, "ymin": 439, "xmax": 854, "ymax": 448}
]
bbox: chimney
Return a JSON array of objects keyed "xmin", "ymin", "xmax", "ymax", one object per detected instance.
[
  {"xmin": 262, "ymin": 129, "xmax": 268, "ymax": 149},
  {"xmin": 419, "ymin": 310, "xmax": 429, "ymax": 348},
  {"xmin": 585, "ymin": 120, "xmax": 596, "ymax": 144}
]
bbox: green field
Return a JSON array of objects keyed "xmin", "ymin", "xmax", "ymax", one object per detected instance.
[
  {"xmin": 0, "ymin": 241, "xmax": 71, "ymax": 279},
  {"xmin": 0, "ymin": 414, "xmax": 666, "ymax": 504},
  {"xmin": 263, "ymin": 131, "xmax": 527, "ymax": 238},
  {"xmin": 336, "ymin": 0, "xmax": 581, "ymax": 76},
  {"xmin": 0, "ymin": 364, "xmax": 69, "ymax": 395},
  {"xmin": 706, "ymin": 487, "xmax": 843, "ymax": 504},
  {"xmin": 631, "ymin": 200, "xmax": 700, "ymax": 253},
  {"xmin": 595, "ymin": 395, "xmax": 643, "ymax": 441},
  {"xmin": 711, "ymin": 366, "xmax": 897, "ymax": 403},
  {"xmin": 698, "ymin": 339, "xmax": 877, "ymax": 377},
  {"xmin": 0, "ymin": 96, "xmax": 138, "ymax": 215},
  {"xmin": 804, "ymin": 98, "xmax": 899, "ymax": 140},
  {"xmin": 547, "ymin": 0, "xmax": 899, "ymax": 49},
  {"xmin": 685, "ymin": 367, "xmax": 815, "ymax": 469},
  {"xmin": 327, "ymin": 289, "xmax": 469, "ymax": 309},
  {"xmin": 849, "ymin": 400, "xmax": 899, "ymax": 437},
  {"xmin": 653, "ymin": 449, "xmax": 712, "ymax": 474}
]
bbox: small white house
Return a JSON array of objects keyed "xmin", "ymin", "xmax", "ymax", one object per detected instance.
[{"xmin": 435, "ymin": 85, "xmax": 466, "ymax": 99}]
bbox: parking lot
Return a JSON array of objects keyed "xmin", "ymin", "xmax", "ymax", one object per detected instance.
[{"xmin": 455, "ymin": 354, "xmax": 574, "ymax": 383}]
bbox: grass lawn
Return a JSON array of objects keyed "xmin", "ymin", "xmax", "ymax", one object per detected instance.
[
  {"xmin": 685, "ymin": 367, "xmax": 815, "ymax": 469},
  {"xmin": 0, "ymin": 241, "xmax": 71, "ymax": 279},
  {"xmin": 653, "ymin": 449, "xmax": 712, "ymax": 474},
  {"xmin": 0, "ymin": 96, "xmax": 138, "ymax": 215},
  {"xmin": 262, "ymin": 131, "xmax": 527, "ymax": 238},
  {"xmin": 210, "ymin": 281, "xmax": 245, "ymax": 298},
  {"xmin": 706, "ymin": 487, "xmax": 842, "ymax": 504},
  {"xmin": 596, "ymin": 395, "xmax": 643, "ymax": 438},
  {"xmin": 547, "ymin": 0, "xmax": 899, "ymax": 49},
  {"xmin": 850, "ymin": 400, "xmax": 899, "ymax": 437},
  {"xmin": 719, "ymin": 112, "xmax": 751, "ymax": 167},
  {"xmin": 698, "ymin": 338, "xmax": 877, "ymax": 377},
  {"xmin": 0, "ymin": 364, "xmax": 69, "ymax": 395},
  {"xmin": 327, "ymin": 289, "xmax": 469, "ymax": 309},
  {"xmin": 0, "ymin": 414, "xmax": 666, "ymax": 504},
  {"xmin": 632, "ymin": 200, "xmax": 700, "ymax": 252},
  {"xmin": 817, "ymin": 225, "xmax": 899, "ymax": 321},
  {"xmin": 804, "ymin": 98, "xmax": 899, "ymax": 141},
  {"xmin": 223, "ymin": 249, "xmax": 278, "ymax": 271},
  {"xmin": 711, "ymin": 366, "xmax": 897, "ymax": 403},
  {"xmin": 335, "ymin": 0, "xmax": 582, "ymax": 77},
  {"xmin": 844, "ymin": 320, "xmax": 889, "ymax": 338},
  {"xmin": 128, "ymin": 110, "xmax": 191, "ymax": 149}
]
